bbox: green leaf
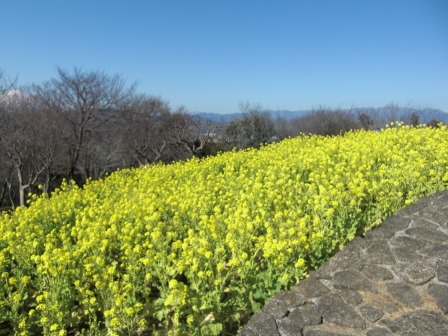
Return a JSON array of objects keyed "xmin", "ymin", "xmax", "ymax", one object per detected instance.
[
  {"xmin": 251, "ymin": 300, "xmax": 261, "ymax": 312},
  {"xmin": 201, "ymin": 323, "xmax": 223, "ymax": 336}
]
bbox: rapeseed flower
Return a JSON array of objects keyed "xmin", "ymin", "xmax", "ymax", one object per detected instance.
[{"xmin": 0, "ymin": 124, "xmax": 447, "ymax": 334}]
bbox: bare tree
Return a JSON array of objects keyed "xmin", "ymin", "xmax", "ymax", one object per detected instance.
[
  {"xmin": 0, "ymin": 68, "xmax": 17, "ymax": 95},
  {"xmin": 224, "ymin": 103, "xmax": 277, "ymax": 150},
  {"xmin": 273, "ymin": 115, "xmax": 292, "ymax": 140},
  {"xmin": 121, "ymin": 95, "xmax": 173, "ymax": 165},
  {"xmin": 358, "ymin": 112, "xmax": 375, "ymax": 131},
  {"xmin": 169, "ymin": 107, "xmax": 216, "ymax": 158},
  {"xmin": 410, "ymin": 113, "xmax": 419, "ymax": 127},
  {"xmin": 0, "ymin": 166, "xmax": 14, "ymax": 209},
  {"xmin": 290, "ymin": 107, "xmax": 359, "ymax": 136},
  {"xmin": 427, "ymin": 119, "xmax": 443, "ymax": 128},
  {"xmin": 0, "ymin": 91, "xmax": 60, "ymax": 207},
  {"xmin": 35, "ymin": 67, "xmax": 135, "ymax": 184},
  {"xmin": 384, "ymin": 103, "xmax": 400, "ymax": 124},
  {"xmin": 82, "ymin": 129, "xmax": 125, "ymax": 179},
  {"xmin": 0, "ymin": 102, "xmax": 14, "ymax": 208}
]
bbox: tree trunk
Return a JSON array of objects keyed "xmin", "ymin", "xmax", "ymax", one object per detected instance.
[
  {"xmin": 19, "ymin": 185, "xmax": 26, "ymax": 208},
  {"xmin": 17, "ymin": 168, "xmax": 25, "ymax": 207},
  {"xmin": 16, "ymin": 166, "xmax": 31, "ymax": 207},
  {"xmin": 0, "ymin": 181, "xmax": 6, "ymax": 208}
]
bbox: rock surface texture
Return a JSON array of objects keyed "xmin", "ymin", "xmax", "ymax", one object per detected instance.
[{"xmin": 239, "ymin": 190, "xmax": 448, "ymax": 336}]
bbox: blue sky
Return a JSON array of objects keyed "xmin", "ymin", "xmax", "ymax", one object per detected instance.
[{"xmin": 2, "ymin": 0, "xmax": 447, "ymax": 113}]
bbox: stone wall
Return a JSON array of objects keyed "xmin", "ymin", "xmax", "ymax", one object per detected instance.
[{"xmin": 239, "ymin": 190, "xmax": 448, "ymax": 336}]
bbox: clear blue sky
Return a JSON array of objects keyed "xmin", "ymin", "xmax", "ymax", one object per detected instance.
[{"xmin": 2, "ymin": 0, "xmax": 447, "ymax": 114}]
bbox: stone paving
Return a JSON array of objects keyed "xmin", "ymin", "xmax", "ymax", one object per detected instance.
[{"xmin": 239, "ymin": 190, "xmax": 448, "ymax": 336}]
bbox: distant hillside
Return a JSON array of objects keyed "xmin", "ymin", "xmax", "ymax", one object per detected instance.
[
  {"xmin": 193, "ymin": 112, "xmax": 243, "ymax": 123},
  {"xmin": 349, "ymin": 107, "xmax": 448, "ymax": 124},
  {"xmin": 193, "ymin": 107, "xmax": 448, "ymax": 124},
  {"xmin": 193, "ymin": 110, "xmax": 310, "ymax": 122},
  {"xmin": 417, "ymin": 108, "xmax": 448, "ymax": 123}
]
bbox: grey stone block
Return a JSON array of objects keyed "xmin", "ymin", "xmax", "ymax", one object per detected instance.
[
  {"xmin": 359, "ymin": 304, "xmax": 384, "ymax": 322},
  {"xmin": 316, "ymin": 240, "xmax": 364, "ymax": 276},
  {"xmin": 420, "ymin": 243, "xmax": 448, "ymax": 260},
  {"xmin": 386, "ymin": 283, "xmax": 423, "ymax": 307},
  {"xmin": 390, "ymin": 246, "xmax": 423, "ymax": 262},
  {"xmin": 393, "ymin": 261, "xmax": 436, "ymax": 285},
  {"xmin": 360, "ymin": 264, "xmax": 394, "ymax": 281},
  {"xmin": 332, "ymin": 270, "xmax": 375, "ymax": 292},
  {"xmin": 388, "ymin": 235, "xmax": 425, "ymax": 250},
  {"xmin": 410, "ymin": 218, "xmax": 440, "ymax": 230},
  {"xmin": 291, "ymin": 276, "xmax": 330, "ymax": 298},
  {"xmin": 366, "ymin": 327, "xmax": 394, "ymax": 336},
  {"xmin": 303, "ymin": 329, "xmax": 356, "ymax": 336},
  {"xmin": 378, "ymin": 215, "xmax": 412, "ymax": 231},
  {"xmin": 239, "ymin": 312, "xmax": 280, "ymax": 336},
  {"xmin": 261, "ymin": 290, "xmax": 306, "ymax": 319},
  {"xmin": 437, "ymin": 262, "xmax": 448, "ymax": 283},
  {"xmin": 277, "ymin": 303, "xmax": 322, "ymax": 336},
  {"xmin": 365, "ymin": 240, "xmax": 396, "ymax": 265},
  {"xmin": 381, "ymin": 311, "xmax": 448, "ymax": 336},
  {"xmin": 337, "ymin": 289, "xmax": 363, "ymax": 305},
  {"xmin": 318, "ymin": 293, "xmax": 366, "ymax": 329},
  {"xmin": 428, "ymin": 208, "xmax": 448, "ymax": 228},
  {"xmin": 333, "ymin": 270, "xmax": 376, "ymax": 292},
  {"xmin": 428, "ymin": 283, "xmax": 448, "ymax": 314},
  {"xmin": 405, "ymin": 227, "xmax": 448, "ymax": 243}
]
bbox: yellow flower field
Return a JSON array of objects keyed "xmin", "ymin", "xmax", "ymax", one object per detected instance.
[{"xmin": 1, "ymin": 123, "xmax": 447, "ymax": 335}]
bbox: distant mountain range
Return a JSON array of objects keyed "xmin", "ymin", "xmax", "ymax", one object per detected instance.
[
  {"xmin": 193, "ymin": 110, "xmax": 309, "ymax": 122},
  {"xmin": 193, "ymin": 107, "xmax": 448, "ymax": 124},
  {"xmin": 349, "ymin": 107, "xmax": 448, "ymax": 125}
]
